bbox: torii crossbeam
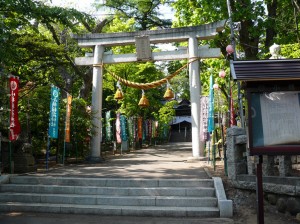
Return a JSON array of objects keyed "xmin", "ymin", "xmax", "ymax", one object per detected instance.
[{"xmin": 72, "ymin": 20, "xmax": 226, "ymax": 161}]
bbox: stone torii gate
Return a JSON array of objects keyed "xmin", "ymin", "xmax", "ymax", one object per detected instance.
[{"xmin": 72, "ymin": 20, "xmax": 226, "ymax": 162}]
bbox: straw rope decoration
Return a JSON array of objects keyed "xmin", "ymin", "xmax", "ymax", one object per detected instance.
[{"xmin": 97, "ymin": 58, "xmax": 199, "ymax": 90}]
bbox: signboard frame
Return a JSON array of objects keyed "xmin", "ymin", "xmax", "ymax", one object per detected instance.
[{"xmin": 246, "ymin": 80, "xmax": 300, "ymax": 155}]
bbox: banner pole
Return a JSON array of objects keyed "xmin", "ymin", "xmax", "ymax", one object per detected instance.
[
  {"xmin": 75, "ymin": 137, "xmax": 78, "ymax": 162},
  {"xmin": 63, "ymin": 140, "xmax": 66, "ymax": 165},
  {"xmin": 46, "ymin": 135, "xmax": 50, "ymax": 170},
  {"xmin": 0, "ymin": 132, "xmax": 2, "ymax": 176},
  {"xmin": 9, "ymin": 141, "xmax": 12, "ymax": 174}
]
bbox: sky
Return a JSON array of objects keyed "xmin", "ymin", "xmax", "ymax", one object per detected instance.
[
  {"xmin": 46, "ymin": 0, "xmax": 174, "ymax": 20},
  {"xmin": 48, "ymin": 0, "xmax": 101, "ymax": 16}
]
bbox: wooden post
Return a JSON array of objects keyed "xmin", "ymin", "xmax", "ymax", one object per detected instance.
[{"xmin": 256, "ymin": 155, "xmax": 264, "ymax": 224}]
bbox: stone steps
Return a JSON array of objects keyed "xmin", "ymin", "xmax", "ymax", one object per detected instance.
[
  {"xmin": 0, "ymin": 184, "xmax": 215, "ymax": 197},
  {"xmin": 8, "ymin": 176, "xmax": 214, "ymax": 187},
  {"xmin": 0, "ymin": 192, "xmax": 217, "ymax": 207},
  {"xmin": 0, "ymin": 202, "xmax": 220, "ymax": 217},
  {"xmin": 0, "ymin": 176, "xmax": 231, "ymax": 218}
]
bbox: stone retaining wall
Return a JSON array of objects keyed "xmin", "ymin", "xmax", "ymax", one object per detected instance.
[{"xmin": 226, "ymin": 126, "xmax": 300, "ymax": 216}]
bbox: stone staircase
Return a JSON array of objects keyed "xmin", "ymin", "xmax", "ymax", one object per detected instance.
[{"xmin": 0, "ymin": 176, "xmax": 231, "ymax": 218}]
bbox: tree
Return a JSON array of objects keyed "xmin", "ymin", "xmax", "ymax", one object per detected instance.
[
  {"xmin": 0, "ymin": 0, "xmax": 103, "ymax": 157},
  {"xmin": 95, "ymin": 0, "xmax": 172, "ymax": 30},
  {"xmin": 172, "ymin": 0, "xmax": 300, "ymax": 59},
  {"xmin": 99, "ymin": 16, "xmax": 169, "ymax": 120}
]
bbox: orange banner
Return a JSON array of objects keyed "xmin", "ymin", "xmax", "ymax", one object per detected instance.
[{"xmin": 65, "ymin": 94, "xmax": 72, "ymax": 142}]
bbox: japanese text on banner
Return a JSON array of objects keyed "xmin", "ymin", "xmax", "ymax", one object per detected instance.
[
  {"xmin": 48, "ymin": 86, "xmax": 60, "ymax": 139},
  {"xmin": 65, "ymin": 94, "xmax": 72, "ymax": 142},
  {"xmin": 9, "ymin": 77, "xmax": 21, "ymax": 141}
]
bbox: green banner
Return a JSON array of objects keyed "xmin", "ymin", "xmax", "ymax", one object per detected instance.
[
  {"xmin": 105, "ymin": 111, "xmax": 112, "ymax": 141},
  {"xmin": 120, "ymin": 115, "xmax": 128, "ymax": 141}
]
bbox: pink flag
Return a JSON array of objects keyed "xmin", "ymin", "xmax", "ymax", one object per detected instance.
[{"xmin": 116, "ymin": 113, "xmax": 121, "ymax": 143}]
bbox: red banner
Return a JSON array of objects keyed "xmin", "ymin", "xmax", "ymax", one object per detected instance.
[
  {"xmin": 138, "ymin": 117, "xmax": 143, "ymax": 139},
  {"xmin": 64, "ymin": 94, "xmax": 72, "ymax": 143},
  {"xmin": 230, "ymin": 89, "xmax": 237, "ymax": 127},
  {"xmin": 9, "ymin": 77, "xmax": 21, "ymax": 141}
]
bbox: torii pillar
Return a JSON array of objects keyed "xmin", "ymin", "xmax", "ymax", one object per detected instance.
[
  {"xmin": 72, "ymin": 20, "xmax": 226, "ymax": 161},
  {"xmin": 189, "ymin": 36, "xmax": 202, "ymax": 157},
  {"xmin": 90, "ymin": 45, "xmax": 104, "ymax": 162}
]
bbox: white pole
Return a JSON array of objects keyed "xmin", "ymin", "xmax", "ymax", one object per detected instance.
[
  {"xmin": 188, "ymin": 37, "xmax": 203, "ymax": 157},
  {"xmin": 90, "ymin": 45, "xmax": 104, "ymax": 162}
]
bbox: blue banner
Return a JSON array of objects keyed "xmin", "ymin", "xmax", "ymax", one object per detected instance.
[
  {"xmin": 207, "ymin": 74, "xmax": 214, "ymax": 133},
  {"xmin": 48, "ymin": 86, "xmax": 60, "ymax": 138}
]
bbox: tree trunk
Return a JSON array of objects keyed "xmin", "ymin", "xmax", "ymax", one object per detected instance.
[
  {"xmin": 232, "ymin": 0, "xmax": 259, "ymax": 59},
  {"xmin": 79, "ymin": 68, "xmax": 93, "ymax": 100},
  {"xmin": 265, "ymin": 0, "xmax": 277, "ymax": 49},
  {"xmin": 239, "ymin": 19, "xmax": 259, "ymax": 59}
]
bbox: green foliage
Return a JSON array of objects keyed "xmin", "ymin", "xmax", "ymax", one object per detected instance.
[
  {"xmin": 154, "ymin": 100, "xmax": 178, "ymax": 125},
  {"xmin": 17, "ymin": 86, "xmax": 92, "ymax": 157},
  {"xmin": 0, "ymin": 0, "xmax": 94, "ymax": 71},
  {"xmin": 164, "ymin": 60, "xmax": 190, "ymax": 100},
  {"xmin": 105, "ymin": 61, "xmax": 166, "ymax": 118},
  {"xmin": 95, "ymin": 0, "xmax": 172, "ymax": 30},
  {"xmin": 172, "ymin": 0, "xmax": 227, "ymax": 27},
  {"xmin": 172, "ymin": 0, "xmax": 300, "ymax": 59},
  {"xmin": 63, "ymin": 98, "xmax": 92, "ymax": 157},
  {"xmin": 0, "ymin": 72, "xmax": 10, "ymax": 135},
  {"xmin": 280, "ymin": 44, "xmax": 300, "ymax": 58},
  {"xmin": 0, "ymin": 0, "xmax": 98, "ymax": 160}
]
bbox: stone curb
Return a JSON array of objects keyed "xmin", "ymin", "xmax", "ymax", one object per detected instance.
[
  {"xmin": 0, "ymin": 175, "xmax": 10, "ymax": 185},
  {"xmin": 213, "ymin": 177, "xmax": 233, "ymax": 218}
]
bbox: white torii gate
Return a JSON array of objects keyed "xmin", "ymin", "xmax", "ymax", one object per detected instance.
[{"xmin": 72, "ymin": 20, "xmax": 226, "ymax": 162}]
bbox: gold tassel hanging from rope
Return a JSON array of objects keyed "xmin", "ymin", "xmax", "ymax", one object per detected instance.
[
  {"xmin": 114, "ymin": 81, "xmax": 124, "ymax": 100},
  {"xmin": 163, "ymin": 88, "xmax": 174, "ymax": 100},
  {"xmin": 114, "ymin": 89, "xmax": 123, "ymax": 100},
  {"xmin": 138, "ymin": 90, "xmax": 149, "ymax": 107}
]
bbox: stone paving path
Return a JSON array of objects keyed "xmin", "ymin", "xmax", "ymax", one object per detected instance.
[{"xmin": 29, "ymin": 142, "xmax": 210, "ymax": 179}]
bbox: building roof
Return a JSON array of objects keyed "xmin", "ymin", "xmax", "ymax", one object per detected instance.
[
  {"xmin": 230, "ymin": 59, "xmax": 300, "ymax": 81},
  {"xmin": 174, "ymin": 99, "xmax": 191, "ymax": 116}
]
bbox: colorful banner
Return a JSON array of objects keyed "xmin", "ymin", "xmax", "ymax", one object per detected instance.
[
  {"xmin": 230, "ymin": 89, "xmax": 237, "ymax": 127},
  {"xmin": 155, "ymin": 121, "xmax": 158, "ymax": 137},
  {"xmin": 142, "ymin": 121, "xmax": 146, "ymax": 141},
  {"xmin": 48, "ymin": 86, "xmax": 60, "ymax": 139},
  {"xmin": 152, "ymin": 120, "xmax": 156, "ymax": 138},
  {"xmin": 137, "ymin": 117, "xmax": 143, "ymax": 139},
  {"xmin": 207, "ymin": 74, "xmax": 215, "ymax": 133},
  {"xmin": 120, "ymin": 115, "xmax": 128, "ymax": 141},
  {"xmin": 9, "ymin": 77, "xmax": 21, "ymax": 141},
  {"xmin": 64, "ymin": 94, "xmax": 72, "ymax": 142},
  {"xmin": 144, "ymin": 120, "xmax": 148, "ymax": 137},
  {"xmin": 200, "ymin": 96, "xmax": 209, "ymax": 141},
  {"xmin": 116, "ymin": 113, "xmax": 121, "ymax": 143},
  {"xmin": 147, "ymin": 119, "xmax": 152, "ymax": 139},
  {"xmin": 105, "ymin": 111, "xmax": 112, "ymax": 141},
  {"xmin": 127, "ymin": 117, "xmax": 134, "ymax": 140}
]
